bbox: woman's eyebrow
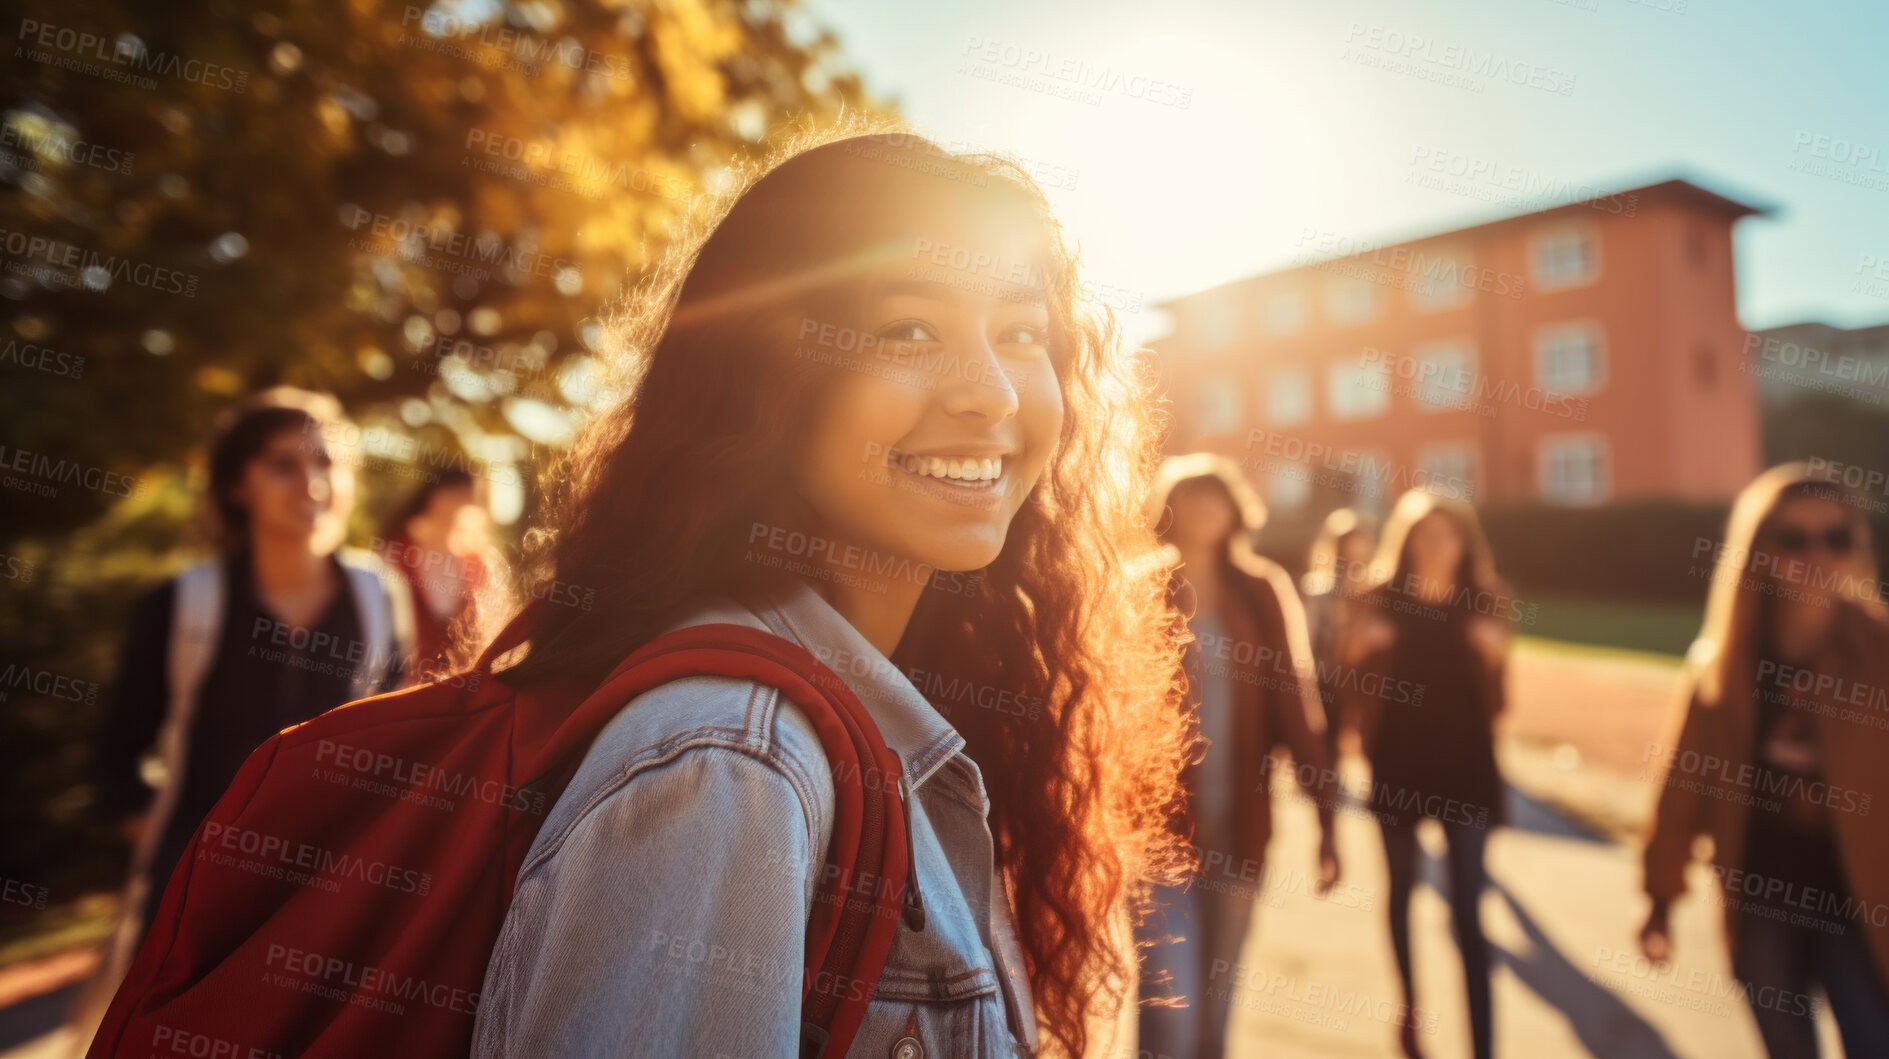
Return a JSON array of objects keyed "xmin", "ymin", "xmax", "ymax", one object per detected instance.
[{"xmin": 878, "ymin": 279, "xmax": 958, "ymax": 301}]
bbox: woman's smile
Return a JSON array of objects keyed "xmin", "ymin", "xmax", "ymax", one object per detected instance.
[{"xmin": 885, "ymin": 446, "xmax": 1011, "ymax": 495}]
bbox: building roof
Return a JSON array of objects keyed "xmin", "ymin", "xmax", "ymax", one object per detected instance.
[{"xmin": 1160, "ymin": 177, "xmax": 1775, "ymax": 312}]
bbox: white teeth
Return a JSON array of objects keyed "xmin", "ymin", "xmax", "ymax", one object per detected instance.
[{"xmin": 895, "ymin": 451, "xmax": 1004, "ymax": 483}]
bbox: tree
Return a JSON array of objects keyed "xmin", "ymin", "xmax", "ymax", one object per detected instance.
[{"xmin": 0, "ymin": 0, "xmax": 882, "ymax": 924}]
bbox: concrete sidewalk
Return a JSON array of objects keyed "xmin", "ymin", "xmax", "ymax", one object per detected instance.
[
  {"xmin": 0, "ymin": 639, "xmax": 1844, "ymax": 1059},
  {"xmin": 1224, "ymin": 756, "xmax": 1846, "ymax": 1058}
]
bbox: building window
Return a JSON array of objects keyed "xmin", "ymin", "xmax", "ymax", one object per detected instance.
[
  {"xmin": 1265, "ymin": 289, "xmax": 1306, "ymax": 335},
  {"xmin": 1532, "ymin": 224, "xmax": 1599, "ymax": 291},
  {"xmin": 1413, "ymin": 340, "xmax": 1478, "ymax": 412},
  {"xmin": 1535, "ymin": 322, "xmax": 1607, "ymax": 395},
  {"xmin": 1196, "ymin": 376, "xmax": 1242, "ymax": 436},
  {"xmin": 1325, "ymin": 276, "xmax": 1380, "ymax": 326},
  {"xmin": 1328, "ymin": 358, "xmax": 1390, "ymax": 421},
  {"xmin": 1265, "ymin": 365, "xmax": 1313, "ymax": 426},
  {"xmin": 1693, "ymin": 342, "xmax": 1717, "ymax": 388},
  {"xmin": 1539, "ymin": 434, "xmax": 1611, "ymax": 505},
  {"xmin": 1193, "ymin": 299, "xmax": 1240, "ymax": 350},
  {"xmin": 1687, "ymin": 227, "xmax": 1709, "ymax": 270},
  {"xmin": 1416, "ymin": 442, "xmax": 1480, "ymax": 501},
  {"xmin": 1409, "ymin": 249, "xmax": 1472, "ymax": 312}
]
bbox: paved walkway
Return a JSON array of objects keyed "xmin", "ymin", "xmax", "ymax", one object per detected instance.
[
  {"xmin": 1501, "ymin": 640, "xmax": 1686, "ymax": 776},
  {"xmin": 1223, "ymin": 757, "xmax": 1846, "ymax": 1058},
  {"xmin": 3, "ymin": 639, "xmax": 1852, "ymax": 1058}
]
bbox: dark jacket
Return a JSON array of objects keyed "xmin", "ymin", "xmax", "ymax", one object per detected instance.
[
  {"xmin": 1173, "ymin": 551, "xmax": 1339, "ymax": 873},
  {"xmin": 1349, "ymin": 586, "xmax": 1507, "ymax": 829}
]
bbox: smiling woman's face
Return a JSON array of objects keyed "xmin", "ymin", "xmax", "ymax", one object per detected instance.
[{"xmin": 787, "ymin": 222, "xmax": 1064, "ymax": 577}]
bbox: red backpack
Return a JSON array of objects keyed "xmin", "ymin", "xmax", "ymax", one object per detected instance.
[{"xmin": 87, "ymin": 621, "xmax": 915, "ymax": 1059}]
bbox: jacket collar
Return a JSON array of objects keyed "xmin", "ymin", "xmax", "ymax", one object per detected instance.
[{"xmin": 749, "ymin": 578, "xmax": 969, "ymax": 791}]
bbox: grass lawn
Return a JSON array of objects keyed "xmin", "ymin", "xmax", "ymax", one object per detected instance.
[{"xmin": 1520, "ymin": 594, "xmax": 1700, "ymax": 660}]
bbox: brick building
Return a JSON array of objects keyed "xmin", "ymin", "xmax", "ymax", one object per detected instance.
[{"xmin": 1152, "ymin": 179, "xmax": 1769, "ymax": 513}]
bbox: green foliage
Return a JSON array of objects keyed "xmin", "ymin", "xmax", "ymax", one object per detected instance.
[
  {"xmin": 1763, "ymin": 389, "xmax": 1889, "ymax": 473},
  {"xmin": 1476, "ymin": 500, "xmax": 1732, "ymax": 604},
  {"xmin": 1510, "ymin": 596, "xmax": 1701, "ymax": 658},
  {"xmin": 0, "ymin": 0, "xmax": 882, "ymax": 927},
  {"xmin": 2, "ymin": 0, "xmax": 872, "ymax": 542},
  {"xmin": 1260, "ymin": 500, "xmax": 1732, "ymax": 609}
]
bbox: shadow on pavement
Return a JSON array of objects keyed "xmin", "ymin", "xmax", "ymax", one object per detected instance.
[
  {"xmin": 1487, "ymin": 880, "xmax": 1680, "ymax": 1059},
  {"xmin": 0, "ymin": 981, "xmax": 76, "ymax": 1056},
  {"xmin": 1504, "ymin": 784, "xmax": 1613, "ymax": 846},
  {"xmin": 1393, "ymin": 787, "xmax": 1679, "ymax": 1058}
]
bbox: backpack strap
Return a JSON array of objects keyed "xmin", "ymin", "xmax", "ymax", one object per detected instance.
[
  {"xmin": 136, "ymin": 561, "xmax": 226, "ymax": 870},
  {"xmin": 156, "ymin": 562, "xmax": 224, "ymax": 807},
  {"xmin": 166, "ymin": 561, "xmax": 224, "ymax": 745},
  {"xmin": 337, "ymin": 548, "xmax": 413, "ymax": 695},
  {"xmin": 564, "ymin": 623, "xmax": 918, "ymax": 1058},
  {"xmin": 84, "ymin": 561, "xmax": 228, "ymax": 1034}
]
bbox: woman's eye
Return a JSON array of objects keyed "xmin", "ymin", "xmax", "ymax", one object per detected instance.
[
  {"xmin": 998, "ymin": 323, "xmax": 1046, "ymax": 346},
  {"xmin": 876, "ymin": 320, "xmax": 938, "ymax": 343}
]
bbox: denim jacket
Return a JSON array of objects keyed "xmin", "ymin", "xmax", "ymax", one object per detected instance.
[{"xmin": 472, "ymin": 580, "xmax": 1039, "ymax": 1057}]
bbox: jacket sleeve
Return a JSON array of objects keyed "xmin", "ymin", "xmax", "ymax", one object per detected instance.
[
  {"xmin": 91, "ymin": 581, "xmax": 174, "ymax": 824},
  {"xmin": 473, "ymin": 744, "xmax": 821, "ymax": 1058},
  {"xmin": 1642, "ymin": 670, "xmax": 1716, "ymax": 904},
  {"xmin": 1476, "ymin": 617, "xmax": 1511, "ymax": 722},
  {"xmin": 1246, "ymin": 562, "xmax": 1339, "ymax": 805}
]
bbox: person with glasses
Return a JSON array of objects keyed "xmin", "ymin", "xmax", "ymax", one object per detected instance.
[{"xmin": 1641, "ymin": 463, "xmax": 1889, "ymax": 1058}]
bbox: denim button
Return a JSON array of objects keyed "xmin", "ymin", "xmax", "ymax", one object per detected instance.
[{"xmin": 892, "ymin": 1035, "xmax": 924, "ymax": 1059}]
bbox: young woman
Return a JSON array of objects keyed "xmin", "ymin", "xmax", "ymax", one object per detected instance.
[
  {"xmin": 376, "ymin": 468, "xmax": 497, "ymax": 678},
  {"xmin": 1136, "ymin": 454, "xmax": 1341, "ymax": 1059},
  {"xmin": 1640, "ymin": 465, "xmax": 1889, "ymax": 1058},
  {"xmin": 466, "ymin": 130, "xmax": 1193, "ymax": 1058},
  {"xmin": 1343, "ymin": 489, "xmax": 1509, "ymax": 1059},
  {"xmin": 81, "ymin": 387, "xmax": 412, "ymax": 1028},
  {"xmin": 1302, "ymin": 506, "xmax": 1376, "ymax": 765}
]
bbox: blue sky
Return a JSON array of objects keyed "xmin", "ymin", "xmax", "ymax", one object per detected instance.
[{"xmin": 801, "ymin": 0, "xmax": 1889, "ymax": 343}]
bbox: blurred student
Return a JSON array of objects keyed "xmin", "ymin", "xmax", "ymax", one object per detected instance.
[
  {"xmin": 1640, "ymin": 464, "xmax": 1889, "ymax": 1058},
  {"xmin": 377, "ymin": 468, "xmax": 498, "ymax": 678},
  {"xmin": 1137, "ymin": 453, "xmax": 1341, "ymax": 1059},
  {"xmin": 1344, "ymin": 489, "xmax": 1509, "ymax": 1059},
  {"xmin": 1302, "ymin": 507, "xmax": 1376, "ymax": 763},
  {"xmin": 83, "ymin": 387, "xmax": 412, "ymax": 1006}
]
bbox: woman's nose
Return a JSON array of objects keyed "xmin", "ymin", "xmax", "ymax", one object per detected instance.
[{"xmin": 937, "ymin": 341, "xmax": 1020, "ymax": 421}]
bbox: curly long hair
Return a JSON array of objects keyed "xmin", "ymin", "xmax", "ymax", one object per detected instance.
[{"xmin": 481, "ymin": 120, "xmax": 1192, "ymax": 1056}]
